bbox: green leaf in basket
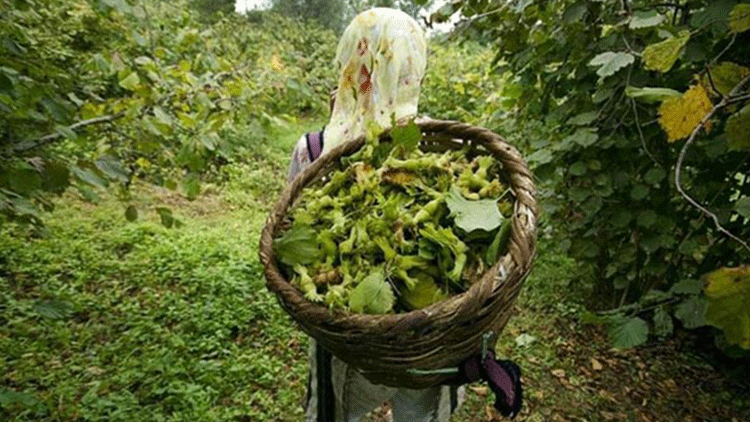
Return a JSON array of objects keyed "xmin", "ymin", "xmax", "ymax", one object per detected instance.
[
  {"xmin": 446, "ymin": 187, "xmax": 504, "ymax": 233},
  {"xmin": 400, "ymin": 272, "xmax": 447, "ymax": 310},
  {"xmin": 486, "ymin": 219, "xmax": 512, "ymax": 266},
  {"xmin": 349, "ymin": 269, "xmax": 395, "ymax": 314},
  {"xmin": 273, "ymin": 223, "xmax": 322, "ymax": 267},
  {"xmin": 390, "ymin": 117, "xmax": 421, "ymax": 154}
]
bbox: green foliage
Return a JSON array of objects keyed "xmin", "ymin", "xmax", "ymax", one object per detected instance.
[
  {"xmin": 642, "ymin": 30, "xmax": 691, "ymax": 73},
  {"xmin": 726, "ymin": 103, "xmax": 750, "ymax": 150},
  {"xmin": 608, "ymin": 316, "xmax": 649, "ymax": 349},
  {"xmin": 0, "ymin": 191, "xmax": 308, "ymax": 421},
  {"xmin": 580, "ymin": 278, "xmax": 709, "ymax": 349},
  {"xmin": 438, "ymin": 0, "xmax": 750, "ymax": 350},
  {"xmin": 420, "ymin": 39, "xmax": 509, "ymax": 125},
  {"xmin": 268, "ymin": 0, "xmax": 433, "ymax": 32},
  {"xmin": 270, "ymin": 0, "xmax": 348, "ymax": 32},
  {"xmin": 0, "ymin": 0, "xmax": 337, "ymax": 227},
  {"xmin": 674, "ymin": 296, "xmax": 708, "ymax": 329},
  {"xmin": 625, "ymin": 86, "xmax": 680, "ymax": 103},
  {"xmin": 730, "ymin": 3, "xmax": 750, "ymax": 33},
  {"xmin": 0, "ymin": 113, "xmax": 298, "ymax": 420},
  {"xmin": 348, "ymin": 0, "xmax": 430, "ymax": 19},
  {"xmin": 588, "ymin": 52, "xmax": 635, "ymax": 78},
  {"xmin": 189, "ymin": 0, "xmax": 235, "ymax": 22}
]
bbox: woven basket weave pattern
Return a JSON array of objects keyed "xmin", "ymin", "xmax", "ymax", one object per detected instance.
[{"xmin": 259, "ymin": 120, "xmax": 537, "ymax": 388}]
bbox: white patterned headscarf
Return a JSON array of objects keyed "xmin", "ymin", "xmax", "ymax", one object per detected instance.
[{"xmin": 321, "ymin": 8, "xmax": 427, "ymax": 155}]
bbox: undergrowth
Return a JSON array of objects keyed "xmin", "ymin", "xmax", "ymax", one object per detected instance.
[{"xmin": 0, "ymin": 118, "xmax": 318, "ymax": 422}]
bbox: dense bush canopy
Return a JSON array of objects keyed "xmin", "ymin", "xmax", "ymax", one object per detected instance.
[{"xmin": 435, "ymin": 0, "xmax": 750, "ymax": 350}]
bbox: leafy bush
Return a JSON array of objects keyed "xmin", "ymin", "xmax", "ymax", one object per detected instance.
[
  {"xmin": 421, "ymin": 39, "xmax": 509, "ymax": 125},
  {"xmin": 1, "ymin": 0, "xmax": 336, "ymax": 226},
  {"xmin": 438, "ymin": 0, "xmax": 750, "ymax": 350}
]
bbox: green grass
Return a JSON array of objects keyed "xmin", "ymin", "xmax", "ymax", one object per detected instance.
[
  {"xmin": 0, "ymin": 118, "xmax": 323, "ymax": 422},
  {"xmin": 1, "ymin": 190, "xmax": 311, "ymax": 422}
]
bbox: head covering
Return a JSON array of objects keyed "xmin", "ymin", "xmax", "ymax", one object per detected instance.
[{"xmin": 322, "ymin": 8, "xmax": 427, "ymax": 155}]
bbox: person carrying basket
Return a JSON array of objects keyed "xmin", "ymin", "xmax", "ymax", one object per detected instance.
[{"xmin": 285, "ymin": 8, "xmax": 524, "ymax": 422}]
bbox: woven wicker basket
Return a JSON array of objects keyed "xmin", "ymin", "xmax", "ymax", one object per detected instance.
[{"xmin": 259, "ymin": 119, "xmax": 537, "ymax": 389}]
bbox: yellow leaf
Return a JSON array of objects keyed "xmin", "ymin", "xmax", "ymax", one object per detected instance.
[
  {"xmin": 551, "ymin": 369, "xmax": 566, "ymax": 378},
  {"xmin": 226, "ymin": 80, "xmax": 243, "ymax": 97},
  {"xmin": 381, "ymin": 168, "xmax": 417, "ymax": 186},
  {"xmin": 178, "ymin": 59, "xmax": 191, "ymax": 73},
  {"xmin": 352, "ymin": 162, "xmax": 374, "ymax": 183},
  {"xmin": 135, "ymin": 157, "xmax": 151, "ymax": 170},
  {"xmin": 400, "ymin": 273, "xmax": 447, "ymax": 310},
  {"xmin": 730, "ymin": 4, "xmax": 750, "ymax": 33},
  {"xmin": 642, "ymin": 30, "xmax": 690, "ymax": 73},
  {"xmin": 700, "ymin": 62, "xmax": 750, "ymax": 97},
  {"xmin": 118, "ymin": 71, "xmax": 140, "ymax": 91},
  {"xmin": 704, "ymin": 266, "xmax": 750, "ymax": 298},
  {"xmin": 703, "ymin": 266, "xmax": 750, "ymax": 349},
  {"xmin": 469, "ymin": 385, "xmax": 488, "ymax": 396},
  {"xmin": 218, "ymin": 99, "xmax": 233, "ymax": 111},
  {"xmin": 271, "ymin": 54, "xmax": 285, "ymax": 71},
  {"xmin": 658, "ymin": 84, "xmax": 713, "ymax": 142},
  {"xmin": 726, "ymin": 104, "xmax": 750, "ymax": 151}
]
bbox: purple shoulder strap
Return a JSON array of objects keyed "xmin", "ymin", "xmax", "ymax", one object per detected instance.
[{"xmin": 306, "ymin": 130, "xmax": 324, "ymax": 161}]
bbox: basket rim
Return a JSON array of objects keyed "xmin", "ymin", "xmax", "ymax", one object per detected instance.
[{"xmin": 259, "ymin": 118, "xmax": 536, "ymax": 326}]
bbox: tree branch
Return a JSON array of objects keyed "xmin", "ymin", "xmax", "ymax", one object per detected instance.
[
  {"xmin": 450, "ymin": 2, "xmax": 511, "ymax": 38},
  {"xmin": 710, "ymin": 33, "xmax": 737, "ymax": 69},
  {"xmin": 631, "ymin": 98, "xmax": 660, "ymax": 166},
  {"xmin": 728, "ymin": 93, "xmax": 750, "ymax": 105},
  {"xmin": 620, "ymin": 0, "xmax": 631, "ymax": 15},
  {"xmin": 6, "ymin": 113, "xmax": 125, "ymax": 156},
  {"xmin": 674, "ymin": 73, "xmax": 750, "ymax": 254}
]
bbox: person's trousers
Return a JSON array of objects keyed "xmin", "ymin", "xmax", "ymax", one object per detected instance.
[{"xmin": 305, "ymin": 340, "xmax": 463, "ymax": 422}]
